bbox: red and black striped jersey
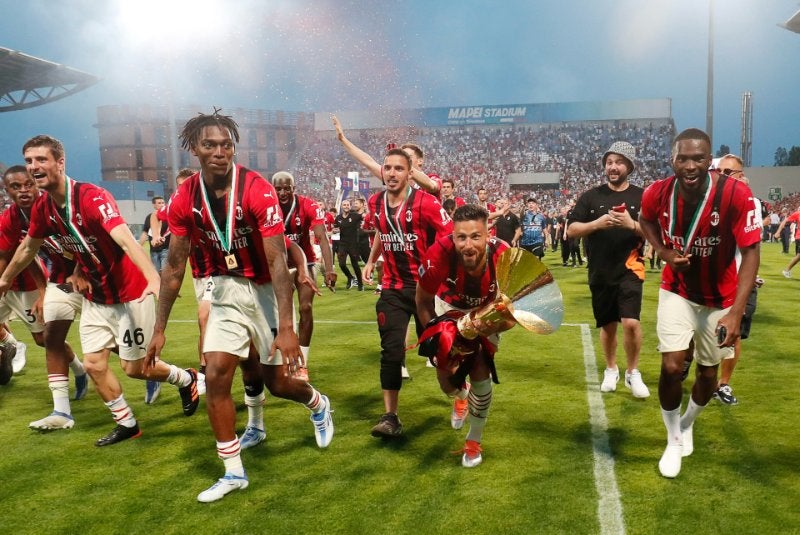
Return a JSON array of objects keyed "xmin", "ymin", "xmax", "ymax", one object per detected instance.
[
  {"xmin": 418, "ymin": 235, "xmax": 509, "ymax": 310},
  {"xmin": 279, "ymin": 194, "xmax": 324, "ymax": 263},
  {"xmin": 0, "ymin": 204, "xmax": 42, "ymax": 291},
  {"xmin": 27, "ymin": 179, "xmax": 146, "ymax": 304},
  {"xmin": 0, "ymin": 201, "xmax": 76, "ymax": 286},
  {"xmin": 368, "ymin": 187, "xmax": 452, "ymax": 290},
  {"xmin": 641, "ymin": 172, "xmax": 761, "ymax": 308},
  {"xmin": 169, "ymin": 165, "xmax": 285, "ymax": 284}
]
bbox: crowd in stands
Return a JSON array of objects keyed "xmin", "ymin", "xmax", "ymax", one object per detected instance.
[{"xmin": 292, "ymin": 119, "xmax": 675, "ymax": 216}]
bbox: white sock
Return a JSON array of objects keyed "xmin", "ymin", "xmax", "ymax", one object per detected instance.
[
  {"xmin": 661, "ymin": 405, "xmax": 682, "ymax": 445},
  {"xmin": 48, "ymin": 373, "xmax": 71, "ymax": 415},
  {"xmin": 105, "ymin": 394, "xmax": 137, "ymax": 428},
  {"xmin": 680, "ymin": 397, "xmax": 706, "ymax": 431},
  {"xmin": 0, "ymin": 331, "xmax": 18, "ymax": 349},
  {"xmin": 300, "ymin": 345, "xmax": 310, "ymax": 367},
  {"xmin": 465, "ymin": 379, "xmax": 492, "ymax": 444},
  {"xmin": 166, "ymin": 365, "xmax": 191, "ymax": 387},
  {"xmin": 245, "ymin": 392, "xmax": 265, "ymax": 429},
  {"xmin": 69, "ymin": 356, "xmax": 86, "ymax": 377},
  {"xmin": 217, "ymin": 438, "xmax": 245, "ymax": 477},
  {"xmin": 305, "ymin": 388, "xmax": 325, "ymax": 414}
]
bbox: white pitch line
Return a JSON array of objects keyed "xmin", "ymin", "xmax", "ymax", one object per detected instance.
[{"xmin": 580, "ymin": 323, "xmax": 626, "ymax": 535}]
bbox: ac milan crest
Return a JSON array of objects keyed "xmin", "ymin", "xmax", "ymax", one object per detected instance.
[{"xmin": 710, "ymin": 211, "xmax": 720, "ymax": 226}]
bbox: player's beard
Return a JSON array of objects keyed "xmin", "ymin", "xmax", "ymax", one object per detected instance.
[{"xmin": 460, "ymin": 247, "xmax": 486, "ymax": 272}]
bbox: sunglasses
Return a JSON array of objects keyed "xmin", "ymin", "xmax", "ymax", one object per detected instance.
[{"xmin": 721, "ymin": 168, "xmax": 744, "ymax": 177}]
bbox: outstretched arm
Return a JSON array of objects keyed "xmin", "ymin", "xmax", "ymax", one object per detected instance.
[{"xmin": 332, "ymin": 115, "xmax": 382, "ymax": 179}]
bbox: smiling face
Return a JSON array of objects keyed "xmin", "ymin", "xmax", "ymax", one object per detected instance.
[
  {"xmin": 453, "ymin": 218, "xmax": 488, "ymax": 272},
  {"xmin": 604, "ymin": 153, "xmax": 631, "ymax": 187},
  {"xmin": 24, "ymin": 145, "xmax": 64, "ymax": 193},
  {"xmin": 191, "ymin": 125, "xmax": 236, "ymax": 179},
  {"xmin": 273, "ymin": 176, "xmax": 295, "ymax": 204},
  {"xmin": 672, "ymin": 138, "xmax": 712, "ymax": 198},
  {"xmin": 3, "ymin": 170, "xmax": 38, "ymax": 209},
  {"xmin": 340, "ymin": 199, "xmax": 351, "ymax": 213}
]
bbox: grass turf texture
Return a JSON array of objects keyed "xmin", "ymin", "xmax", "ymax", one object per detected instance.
[{"xmin": 1, "ymin": 242, "xmax": 798, "ymax": 534}]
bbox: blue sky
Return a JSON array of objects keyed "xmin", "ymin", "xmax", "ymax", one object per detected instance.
[{"xmin": 1, "ymin": 0, "xmax": 799, "ymax": 179}]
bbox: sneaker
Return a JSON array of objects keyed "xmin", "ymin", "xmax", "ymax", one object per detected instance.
[
  {"xmin": 782, "ymin": 269, "xmax": 792, "ymax": 278},
  {"xmin": 196, "ymin": 372, "xmax": 206, "ymax": 396},
  {"xmin": 74, "ymin": 373, "xmax": 89, "ymax": 401},
  {"xmin": 310, "ymin": 395, "xmax": 334, "ymax": 448},
  {"xmin": 12, "ymin": 341, "xmax": 26, "ymax": 373},
  {"xmin": 681, "ymin": 425, "xmax": 694, "ymax": 457},
  {"xmin": 95, "ymin": 423, "xmax": 142, "ymax": 447},
  {"xmin": 374, "ymin": 285, "xmax": 382, "ymax": 295},
  {"xmin": 713, "ymin": 384, "xmax": 738, "ymax": 405},
  {"xmin": 401, "ymin": 365, "xmax": 410, "ymax": 380},
  {"xmin": 145, "ymin": 380, "xmax": 161, "ymax": 404},
  {"xmin": 197, "ymin": 473, "xmax": 249, "ymax": 503},
  {"xmin": 294, "ymin": 366, "xmax": 310, "ymax": 382},
  {"xmin": 425, "ymin": 359, "xmax": 435, "ymax": 368},
  {"xmin": 658, "ymin": 443, "xmax": 683, "ymax": 478},
  {"xmin": 239, "ymin": 425, "xmax": 266, "ymax": 450},
  {"xmin": 0, "ymin": 343, "xmax": 17, "ymax": 385},
  {"xmin": 179, "ymin": 368, "xmax": 200, "ymax": 416},
  {"xmin": 370, "ymin": 412, "xmax": 403, "ymax": 438},
  {"xmin": 600, "ymin": 367, "xmax": 619, "ymax": 393},
  {"xmin": 451, "ymin": 385, "xmax": 470, "ymax": 430},
  {"xmin": 29, "ymin": 411, "xmax": 75, "ymax": 431},
  {"xmin": 680, "ymin": 357, "xmax": 694, "ymax": 382},
  {"xmin": 624, "ymin": 369, "xmax": 650, "ymax": 398},
  {"xmin": 461, "ymin": 439, "xmax": 483, "ymax": 468}
]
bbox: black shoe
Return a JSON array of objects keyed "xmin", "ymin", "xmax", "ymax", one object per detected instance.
[
  {"xmin": 370, "ymin": 412, "xmax": 403, "ymax": 438},
  {"xmin": 713, "ymin": 384, "xmax": 739, "ymax": 405},
  {"xmin": 0, "ymin": 343, "xmax": 15, "ymax": 385},
  {"xmin": 680, "ymin": 357, "xmax": 694, "ymax": 382},
  {"xmin": 179, "ymin": 368, "xmax": 200, "ymax": 416},
  {"xmin": 95, "ymin": 423, "xmax": 142, "ymax": 447}
]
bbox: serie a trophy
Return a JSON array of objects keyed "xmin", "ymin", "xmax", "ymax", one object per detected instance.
[{"xmin": 418, "ymin": 248, "xmax": 564, "ymax": 372}]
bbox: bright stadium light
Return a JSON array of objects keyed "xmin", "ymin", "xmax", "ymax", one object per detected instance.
[{"xmin": 116, "ymin": 0, "xmax": 224, "ymax": 51}]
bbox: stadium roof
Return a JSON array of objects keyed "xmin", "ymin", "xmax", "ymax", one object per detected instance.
[
  {"xmin": 779, "ymin": 8, "xmax": 800, "ymax": 34},
  {"xmin": 0, "ymin": 46, "xmax": 99, "ymax": 112}
]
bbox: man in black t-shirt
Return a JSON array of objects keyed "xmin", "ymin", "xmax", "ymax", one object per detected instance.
[
  {"xmin": 491, "ymin": 198, "xmax": 520, "ymax": 245},
  {"xmin": 334, "ymin": 199, "xmax": 363, "ymax": 290},
  {"xmin": 568, "ymin": 141, "xmax": 650, "ymax": 399}
]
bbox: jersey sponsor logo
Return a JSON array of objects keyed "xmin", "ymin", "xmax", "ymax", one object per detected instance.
[
  {"xmin": 98, "ymin": 202, "xmax": 119, "ymax": 224},
  {"xmin": 744, "ymin": 209, "xmax": 760, "ymax": 233}
]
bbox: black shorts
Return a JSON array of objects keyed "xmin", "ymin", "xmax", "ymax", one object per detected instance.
[
  {"xmin": 520, "ymin": 243, "xmax": 545, "ymax": 258},
  {"xmin": 375, "ymin": 288, "xmax": 422, "ymax": 390},
  {"xmin": 590, "ymin": 274, "xmax": 643, "ymax": 328}
]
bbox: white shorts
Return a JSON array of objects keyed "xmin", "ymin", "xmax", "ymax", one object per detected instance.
[
  {"xmin": 656, "ymin": 289, "xmax": 734, "ymax": 366},
  {"xmin": 80, "ymin": 296, "xmax": 155, "ymax": 361},
  {"xmin": 0, "ymin": 290, "xmax": 44, "ymax": 334},
  {"xmin": 193, "ymin": 276, "xmax": 215, "ymax": 302},
  {"xmin": 203, "ymin": 276, "xmax": 282, "ymax": 365},
  {"xmin": 43, "ymin": 283, "xmax": 83, "ymax": 323}
]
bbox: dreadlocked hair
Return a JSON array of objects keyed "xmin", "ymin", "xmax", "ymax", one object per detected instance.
[{"xmin": 179, "ymin": 107, "xmax": 240, "ymax": 151}]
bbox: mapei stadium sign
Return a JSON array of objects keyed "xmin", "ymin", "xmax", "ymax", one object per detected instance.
[{"xmin": 447, "ymin": 106, "xmax": 528, "ymax": 123}]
